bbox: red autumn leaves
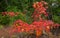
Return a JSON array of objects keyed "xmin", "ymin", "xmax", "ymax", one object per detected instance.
[
  {"xmin": 32, "ymin": 1, "xmax": 48, "ymax": 21},
  {"xmin": 11, "ymin": 19, "xmax": 59, "ymax": 36},
  {"xmin": 2, "ymin": 12, "xmax": 19, "ymax": 17},
  {"xmin": 10, "ymin": 1, "xmax": 60, "ymax": 36},
  {"xmin": 1, "ymin": 1, "xmax": 60, "ymax": 37}
]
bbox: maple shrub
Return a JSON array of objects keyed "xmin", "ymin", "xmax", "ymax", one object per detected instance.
[
  {"xmin": 7, "ymin": 1, "xmax": 60, "ymax": 37},
  {"xmin": 1, "ymin": 1, "xmax": 59, "ymax": 37}
]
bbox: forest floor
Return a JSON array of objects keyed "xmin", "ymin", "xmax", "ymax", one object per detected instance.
[{"xmin": 0, "ymin": 27, "xmax": 60, "ymax": 38}]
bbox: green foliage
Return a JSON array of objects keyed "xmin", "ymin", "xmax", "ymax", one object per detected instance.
[
  {"xmin": 45, "ymin": 0, "xmax": 60, "ymax": 23},
  {"xmin": 0, "ymin": 0, "xmax": 60, "ymax": 26},
  {"xmin": 53, "ymin": 15, "xmax": 60, "ymax": 24},
  {"xmin": 0, "ymin": 15, "xmax": 10, "ymax": 26},
  {"xmin": 6, "ymin": 6, "xmax": 21, "ymax": 12}
]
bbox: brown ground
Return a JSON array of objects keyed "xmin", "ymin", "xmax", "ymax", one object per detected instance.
[{"xmin": 0, "ymin": 27, "xmax": 60, "ymax": 38}]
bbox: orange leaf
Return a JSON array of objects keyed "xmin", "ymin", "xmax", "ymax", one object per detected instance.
[{"xmin": 36, "ymin": 30, "xmax": 42, "ymax": 36}]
